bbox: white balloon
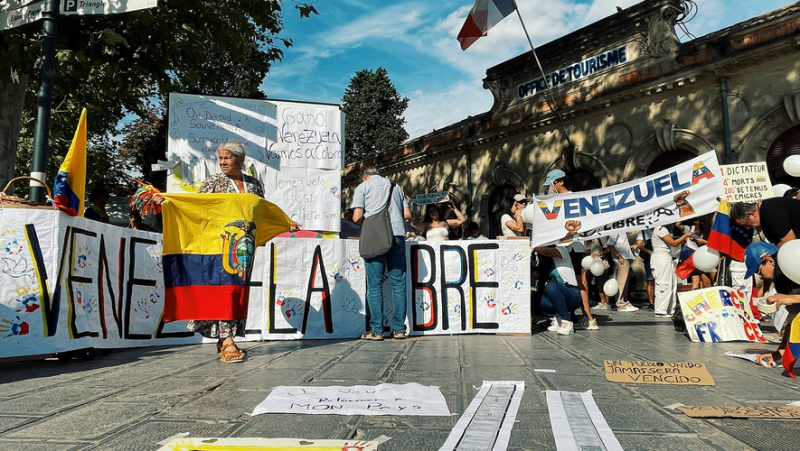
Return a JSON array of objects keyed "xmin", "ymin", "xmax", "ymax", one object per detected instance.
[
  {"xmin": 603, "ymin": 279, "xmax": 619, "ymax": 297},
  {"xmin": 520, "ymin": 204, "xmax": 535, "ymax": 223},
  {"xmin": 773, "ymin": 183, "xmax": 792, "ymax": 198},
  {"xmin": 590, "ymin": 259, "xmax": 605, "ymax": 276},
  {"xmin": 581, "ymin": 255, "xmax": 594, "ymax": 270},
  {"xmin": 693, "ymin": 245, "xmax": 720, "ymax": 272},
  {"xmin": 784, "ymin": 155, "xmax": 800, "ymax": 177},
  {"xmin": 777, "ymin": 239, "xmax": 800, "ymax": 284}
]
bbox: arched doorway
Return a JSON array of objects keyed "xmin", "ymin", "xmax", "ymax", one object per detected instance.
[
  {"xmin": 486, "ymin": 183, "xmax": 518, "ymax": 239},
  {"xmin": 767, "ymin": 125, "xmax": 800, "ymax": 186},
  {"xmin": 646, "ymin": 149, "xmax": 696, "ymax": 176}
]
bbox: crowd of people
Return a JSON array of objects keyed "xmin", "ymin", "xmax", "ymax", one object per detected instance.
[{"xmin": 84, "ymin": 139, "xmax": 797, "ymax": 374}]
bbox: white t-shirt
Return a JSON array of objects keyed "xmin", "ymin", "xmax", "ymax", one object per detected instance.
[
  {"xmin": 552, "ymin": 246, "xmax": 578, "ymax": 286},
  {"xmin": 651, "ymin": 226, "xmax": 672, "ymax": 253},
  {"xmin": 684, "ymin": 225, "xmax": 699, "ymax": 250},
  {"xmin": 501, "ymin": 214, "xmax": 523, "ymax": 237},
  {"xmin": 464, "ymin": 234, "xmax": 488, "ymax": 240},
  {"xmin": 607, "ymin": 230, "xmax": 636, "ymax": 260}
]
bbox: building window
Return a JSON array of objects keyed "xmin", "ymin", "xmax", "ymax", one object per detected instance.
[{"xmin": 646, "ymin": 149, "xmax": 696, "ymax": 176}]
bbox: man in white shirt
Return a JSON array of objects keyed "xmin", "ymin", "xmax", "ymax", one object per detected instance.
[{"xmin": 463, "ymin": 222, "xmax": 488, "ymax": 240}]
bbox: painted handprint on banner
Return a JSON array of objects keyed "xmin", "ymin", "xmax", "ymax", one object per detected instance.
[
  {"xmin": 277, "ymin": 289, "xmax": 293, "ymax": 306},
  {"xmin": 345, "ymin": 254, "xmax": 362, "ymax": 271},
  {"xmin": 328, "ymin": 264, "xmax": 345, "ymax": 282},
  {"xmin": 76, "ymin": 286, "xmax": 98, "ymax": 314},
  {"xmin": 13, "ymin": 290, "xmax": 40, "ymax": 313},
  {"xmin": 501, "ymin": 303, "xmax": 517, "ymax": 316},
  {"xmin": 0, "ymin": 316, "xmax": 30, "ymax": 338},
  {"xmin": 483, "ymin": 291, "xmax": 497, "ymax": 308}
]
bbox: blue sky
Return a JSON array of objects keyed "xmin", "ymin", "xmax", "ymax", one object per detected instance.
[{"xmin": 262, "ymin": 0, "xmax": 793, "ymax": 140}]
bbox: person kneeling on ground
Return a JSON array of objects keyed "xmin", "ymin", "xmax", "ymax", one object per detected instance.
[{"xmin": 534, "ymin": 243, "xmax": 592, "ymax": 335}]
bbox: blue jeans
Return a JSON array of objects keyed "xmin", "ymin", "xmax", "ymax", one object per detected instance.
[
  {"xmin": 364, "ymin": 236, "xmax": 407, "ymax": 334},
  {"xmin": 541, "ymin": 282, "xmax": 582, "ymax": 321}
]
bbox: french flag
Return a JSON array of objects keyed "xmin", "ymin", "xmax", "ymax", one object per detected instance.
[{"xmin": 457, "ymin": 0, "xmax": 517, "ymax": 50}]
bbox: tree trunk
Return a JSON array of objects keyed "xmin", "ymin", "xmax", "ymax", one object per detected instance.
[{"xmin": 0, "ymin": 57, "xmax": 28, "ymax": 191}]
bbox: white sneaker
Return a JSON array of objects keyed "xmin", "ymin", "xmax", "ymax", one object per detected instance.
[
  {"xmin": 618, "ymin": 305, "xmax": 639, "ymax": 312},
  {"xmin": 587, "ymin": 319, "xmax": 599, "ymax": 330},
  {"xmin": 547, "ymin": 318, "xmax": 560, "ymax": 332},
  {"xmin": 557, "ymin": 321, "xmax": 574, "ymax": 335},
  {"xmin": 594, "ymin": 303, "xmax": 610, "ymax": 310}
]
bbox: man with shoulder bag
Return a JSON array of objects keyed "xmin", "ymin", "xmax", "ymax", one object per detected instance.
[{"xmin": 351, "ymin": 166, "xmax": 412, "ymax": 341}]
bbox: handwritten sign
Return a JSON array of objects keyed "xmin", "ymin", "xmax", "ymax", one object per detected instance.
[
  {"xmin": 677, "ymin": 287, "xmax": 765, "ymax": 343},
  {"xmin": 251, "ymin": 383, "xmax": 451, "ymax": 416},
  {"xmin": 255, "ymin": 166, "xmax": 341, "ymax": 231},
  {"xmin": 415, "ymin": 191, "xmax": 449, "ymax": 205},
  {"xmin": 603, "ymin": 360, "xmax": 715, "ymax": 385},
  {"xmin": 677, "ymin": 406, "xmax": 800, "ymax": 419},
  {"xmin": 719, "ymin": 162, "xmax": 774, "ymax": 203}
]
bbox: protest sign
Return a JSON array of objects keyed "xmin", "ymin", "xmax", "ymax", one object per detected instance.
[
  {"xmin": 415, "ymin": 191, "xmax": 450, "ymax": 205},
  {"xmin": 252, "ymin": 383, "xmax": 450, "ymax": 416},
  {"xmin": 677, "ymin": 406, "xmax": 800, "ymax": 419},
  {"xmin": 527, "ymin": 152, "xmax": 724, "ymax": 246},
  {"xmin": 0, "ymin": 210, "xmax": 531, "ymax": 358},
  {"xmin": 255, "ymin": 165, "xmax": 342, "ymax": 231},
  {"xmin": 719, "ymin": 162, "xmax": 774, "ymax": 202},
  {"xmin": 157, "ymin": 438, "xmax": 379, "ymax": 451},
  {"xmin": 603, "ymin": 360, "xmax": 715, "ymax": 385},
  {"xmin": 677, "ymin": 286, "xmax": 765, "ymax": 343}
]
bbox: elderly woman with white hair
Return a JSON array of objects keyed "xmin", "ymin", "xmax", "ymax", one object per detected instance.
[{"xmin": 189, "ymin": 140, "xmax": 298, "ymax": 362}]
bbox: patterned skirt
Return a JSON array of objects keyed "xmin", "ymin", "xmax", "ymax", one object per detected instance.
[{"xmin": 187, "ymin": 320, "xmax": 246, "ymax": 338}]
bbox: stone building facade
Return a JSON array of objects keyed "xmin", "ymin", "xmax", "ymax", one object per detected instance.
[{"xmin": 343, "ymin": 0, "xmax": 800, "ymax": 242}]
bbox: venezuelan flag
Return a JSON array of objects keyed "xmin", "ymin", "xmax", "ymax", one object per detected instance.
[
  {"xmin": 707, "ymin": 200, "xmax": 752, "ymax": 261},
  {"xmin": 676, "ymin": 246, "xmax": 696, "ymax": 280},
  {"xmin": 53, "ymin": 109, "xmax": 87, "ymax": 216},
  {"xmin": 160, "ymin": 193, "xmax": 293, "ymax": 322},
  {"xmin": 783, "ymin": 315, "xmax": 800, "ymax": 378}
]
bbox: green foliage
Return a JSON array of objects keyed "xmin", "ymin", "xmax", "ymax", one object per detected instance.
[
  {"xmin": 342, "ymin": 67, "xmax": 409, "ymax": 164},
  {"xmin": 5, "ymin": 0, "xmax": 316, "ymax": 194}
]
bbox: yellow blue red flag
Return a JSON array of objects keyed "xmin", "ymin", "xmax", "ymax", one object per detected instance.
[
  {"xmin": 53, "ymin": 108, "xmax": 87, "ymax": 216},
  {"xmin": 160, "ymin": 193, "xmax": 293, "ymax": 322}
]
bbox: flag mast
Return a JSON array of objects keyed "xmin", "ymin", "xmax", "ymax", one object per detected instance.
[{"xmin": 510, "ymin": 0, "xmax": 575, "ymax": 163}]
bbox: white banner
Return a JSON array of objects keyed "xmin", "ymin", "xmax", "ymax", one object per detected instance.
[
  {"xmin": 677, "ymin": 286, "xmax": 765, "ymax": 343},
  {"xmin": 0, "ymin": 211, "xmax": 531, "ymax": 358},
  {"xmin": 60, "ymin": 0, "xmax": 157, "ymax": 15},
  {"xmin": 252, "ymin": 383, "xmax": 451, "ymax": 416},
  {"xmin": 719, "ymin": 162, "xmax": 774, "ymax": 203},
  {"xmin": 0, "ymin": 0, "xmax": 43, "ymax": 31},
  {"xmin": 527, "ymin": 152, "xmax": 725, "ymax": 247},
  {"xmin": 255, "ymin": 165, "xmax": 341, "ymax": 231}
]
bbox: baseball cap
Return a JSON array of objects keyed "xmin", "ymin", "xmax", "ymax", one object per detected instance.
[
  {"xmin": 543, "ymin": 169, "xmax": 566, "ymax": 186},
  {"xmin": 744, "ymin": 242, "xmax": 778, "ymax": 278},
  {"xmin": 513, "ymin": 194, "xmax": 528, "ymax": 203}
]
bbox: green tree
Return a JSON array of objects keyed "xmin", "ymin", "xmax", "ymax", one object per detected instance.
[
  {"xmin": 2, "ymin": 0, "xmax": 317, "ymax": 193},
  {"xmin": 342, "ymin": 67, "xmax": 409, "ymax": 164}
]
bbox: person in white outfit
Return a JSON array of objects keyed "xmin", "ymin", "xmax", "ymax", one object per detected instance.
[
  {"xmin": 651, "ymin": 224, "xmax": 693, "ymax": 316},
  {"xmin": 607, "ymin": 230, "xmax": 638, "ymax": 312}
]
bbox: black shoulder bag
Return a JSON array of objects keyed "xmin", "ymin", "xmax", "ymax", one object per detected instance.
[{"xmin": 359, "ymin": 181, "xmax": 396, "ymax": 259}]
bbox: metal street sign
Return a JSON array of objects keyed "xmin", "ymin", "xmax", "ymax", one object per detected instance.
[
  {"xmin": 60, "ymin": 0, "xmax": 157, "ymax": 16},
  {"xmin": 0, "ymin": 0, "xmax": 45, "ymax": 31}
]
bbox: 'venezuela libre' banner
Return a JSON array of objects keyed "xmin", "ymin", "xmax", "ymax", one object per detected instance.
[
  {"xmin": 528, "ymin": 152, "xmax": 724, "ymax": 247},
  {"xmin": 0, "ymin": 207, "xmax": 530, "ymax": 358}
]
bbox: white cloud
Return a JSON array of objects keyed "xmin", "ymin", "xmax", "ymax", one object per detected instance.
[{"xmin": 404, "ymin": 79, "xmax": 494, "ymax": 139}]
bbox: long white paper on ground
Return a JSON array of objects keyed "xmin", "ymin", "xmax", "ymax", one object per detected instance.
[
  {"xmin": 547, "ymin": 391, "xmax": 623, "ymax": 451},
  {"xmin": 252, "ymin": 383, "xmax": 450, "ymax": 416}
]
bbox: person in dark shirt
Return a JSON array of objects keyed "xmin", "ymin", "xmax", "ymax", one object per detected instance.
[
  {"xmin": 731, "ymin": 197, "xmax": 800, "ymax": 247},
  {"xmin": 84, "ymin": 188, "xmax": 110, "ymax": 223}
]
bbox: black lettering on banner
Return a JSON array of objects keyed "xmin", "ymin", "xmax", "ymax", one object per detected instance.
[
  {"xmin": 411, "ymin": 244, "xmax": 437, "ymax": 331},
  {"xmin": 468, "ymin": 243, "xmax": 500, "ymax": 330},
  {"xmin": 244, "ymin": 251, "xmax": 264, "ymax": 336},
  {"xmin": 67, "ymin": 228, "xmax": 100, "ymax": 339},
  {"xmin": 268, "ymin": 243, "xmax": 295, "ymax": 334},
  {"xmin": 96, "ymin": 235, "xmax": 118, "ymax": 339},
  {"xmin": 302, "ymin": 245, "xmax": 333, "ymax": 334},
  {"xmin": 124, "ymin": 237, "xmax": 158, "ymax": 340},
  {"xmin": 23, "ymin": 224, "xmax": 54, "ymax": 337},
  {"xmin": 440, "ymin": 245, "xmax": 467, "ymax": 331},
  {"xmin": 48, "ymin": 226, "xmax": 73, "ymax": 337}
]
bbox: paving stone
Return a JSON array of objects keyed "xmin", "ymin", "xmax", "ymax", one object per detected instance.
[
  {"xmin": 80, "ymin": 420, "xmax": 234, "ymax": 451},
  {"xmin": 0, "ymin": 415, "xmax": 40, "ymax": 433},
  {"xmin": 0, "ymin": 439, "xmax": 87, "ymax": 451},
  {"xmin": 6, "ymin": 401, "xmax": 158, "ymax": 440},
  {"xmin": 318, "ymin": 362, "xmax": 391, "ymax": 380},
  {"xmin": 357, "ymin": 427, "xmax": 451, "ymax": 451},
  {"xmin": 593, "ymin": 397, "xmax": 689, "ymax": 433},
  {"xmin": 340, "ymin": 350, "xmax": 403, "ymax": 364},
  {"xmin": 0, "ymin": 386, "xmax": 120, "ymax": 416},
  {"xmin": 231, "ymin": 413, "xmax": 348, "ymax": 439},
  {"xmin": 155, "ymin": 389, "xmax": 271, "ymax": 421},
  {"xmin": 219, "ymin": 369, "xmax": 315, "ymax": 390},
  {"xmin": 385, "ymin": 373, "xmax": 462, "ymax": 395},
  {"xmin": 615, "ymin": 433, "xmax": 723, "ymax": 451}
]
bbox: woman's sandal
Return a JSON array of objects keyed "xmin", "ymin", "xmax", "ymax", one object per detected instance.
[
  {"xmin": 220, "ymin": 344, "xmax": 245, "ymax": 363},
  {"xmin": 216, "ymin": 341, "xmax": 246, "ymax": 355}
]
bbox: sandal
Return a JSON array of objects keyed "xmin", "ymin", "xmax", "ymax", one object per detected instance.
[
  {"xmin": 220, "ymin": 344, "xmax": 245, "ymax": 363},
  {"xmin": 217, "ymin": 339, "xmax": 246, "ymax": 355}
]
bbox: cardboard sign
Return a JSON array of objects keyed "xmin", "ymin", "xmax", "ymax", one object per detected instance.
[
  {"xmin": 415, "ymin": 191, "xmax": 449, "ymax": 205},
  {"xmin": 719, "ymin": 162, "xmax": 774, "ymax": 203},
  {"xmin": 677, "ymin": 406, "xmax": 800, "ymax": 419},
  {"xmin": 677, "ymin": 287, "xmax": 765, "ymax": 343},
  {"xmin": 603, "ymin": 360, "xmax": 715, "ymax": 385}
]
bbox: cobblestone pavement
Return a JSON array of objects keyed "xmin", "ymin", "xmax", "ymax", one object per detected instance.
[{"xmin": 1, "ymin": 307, "xmax": 798, "ymax": 451}]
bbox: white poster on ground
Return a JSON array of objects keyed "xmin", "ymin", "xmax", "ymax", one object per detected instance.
[
  {"xmin": 527, "ymin": 152, "xmax": 724, "ymax": 247},
  {"xmin": 252, "ymin": 383, "xmax": 451, "ymax": 416}
]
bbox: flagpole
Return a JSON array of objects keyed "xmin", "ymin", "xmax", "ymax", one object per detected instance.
[{"xmin": 511, "ymin": 1, "xmax": 574, "ymax": 153}]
